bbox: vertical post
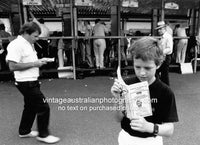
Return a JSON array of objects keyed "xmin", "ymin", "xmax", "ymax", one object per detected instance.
[
  {"xmin": 189, "ymin": 9, "xmax": 196, "ymax": 36},
  {"xmin": 161, "ymin": 0, "xmax": 165, "ymax": 21},
  {"xmin": 10, "ymin": 1, "xmax": 21, "ymax": 35},
  {"xmin": 23, "ymin": 5, "xmax": 28, "ymax": 23},
  {"xmin": 152, "ymin": 9, "xmax": 158, "ymax": 36},
  {"xmin": 18, "ymin": 0, "xmax": 23, "ymax": 26},
  {"xmin": 60, "ymin": 0, "xmax": 76, "ymax": 79},
  {"xmin": 117, "ymin": 0, "xmax": 121, "ymax": 68},
  {"xmin": 111, "ymin": 0, "xmax": 121, "ymax": 67},
  {"xmin": 196, "ymin": 3, "xmax": 200, "ymax": 36},
  {"xmin": 71, "ymin": 2, "xmax": 77, "ymax": 80}
]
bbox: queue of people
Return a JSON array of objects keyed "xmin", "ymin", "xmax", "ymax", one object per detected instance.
[{"xmin": 0, "ymin": 18, "xmax": 196, "ymax": 75}]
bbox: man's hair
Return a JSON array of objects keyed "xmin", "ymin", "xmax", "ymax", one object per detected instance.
[
  {"xmin": 19, "ymin": 22, "xmax": 41, "ymax": 35},
  {"xmin": 129, "ymin": 36, "xmax": 164, "ymax": 66}
]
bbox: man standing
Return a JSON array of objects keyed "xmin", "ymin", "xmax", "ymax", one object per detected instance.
[
  {"xmin": 174, "ymin": 24, "xmax": 188, "ymax": 63},
  {"xmin": 6, "ymin": 22, "xmax": 60, "ymax": 144},
  {"xmin": 84, "ymin": 20, "xmax": 94, "ymax": 68},
  {"xmin": 93, "ymin": 19, "xmax": 108, "ymax": 69},
  {"xmin": 156, "ymin": 21, "xmax": 173, "ymax": 86}
]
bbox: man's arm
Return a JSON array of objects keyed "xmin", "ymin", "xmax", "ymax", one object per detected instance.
[{"xmin": 8, "ymin": 60, "xmax": 47, "ymax": 71}]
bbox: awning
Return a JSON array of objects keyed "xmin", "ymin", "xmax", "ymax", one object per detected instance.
[{"xmin": 0, "ymin": 0, "xmax": 199, "ymax": 17}]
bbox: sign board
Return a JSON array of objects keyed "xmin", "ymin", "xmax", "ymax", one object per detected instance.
[
  {"xmin": 165, "ymin": 2, "xmax": 179, "ymax": 10},
  {"xmin": 122, "ymin": 0, "xmax": 138, "ymax": 8},
  {"xmin": 23, "ymin": 0, "xmax": 42, "ymax": 5},
  {"xmin": 56, "ymin": 4, "xmax": 70, "ymax": 8},
  {"xmin": 75, "ymin": 0, "xmax": 93, "ymax": 6},
  {"xmin": 180, "ymin": 63, "xmax": 193, "ymax": 74}
]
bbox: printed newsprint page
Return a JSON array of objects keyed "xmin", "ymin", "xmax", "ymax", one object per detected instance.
[{"xmin": 117, "ymin": 66, "xmax": 152, "ymax": 119}]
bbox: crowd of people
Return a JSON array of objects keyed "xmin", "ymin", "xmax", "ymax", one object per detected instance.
[{"xmin": 0, "ymin": 17, "xmax": 196, "ymax": 73}]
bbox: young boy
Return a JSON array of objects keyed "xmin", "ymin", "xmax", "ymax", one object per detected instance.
[{"xmin": 111, "ymin": 36, "xmax": 178, "ymax": 145}]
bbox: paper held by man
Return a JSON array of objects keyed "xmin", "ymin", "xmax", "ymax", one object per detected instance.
[
  {"xmin": 117, "ymin": 66, "xmax": 152, "ymax": 119},
  {"xmin": 40, "ymin": 57, "xmax": 55, "ymax": 62}
]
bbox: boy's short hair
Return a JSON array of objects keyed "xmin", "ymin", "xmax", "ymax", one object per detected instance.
[{"xmin": 129, "ymin": 36, "xmax": 164, "ymax": 66}]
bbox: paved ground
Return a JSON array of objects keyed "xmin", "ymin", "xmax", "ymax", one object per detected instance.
[{"xmin": 0, "ymin": 72, "xmax": 200, "ymax": 145}]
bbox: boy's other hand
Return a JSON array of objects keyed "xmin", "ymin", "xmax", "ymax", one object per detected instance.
[{"xmin": 130, "ymin": 116, "xmax": 154, "ymax": 133}]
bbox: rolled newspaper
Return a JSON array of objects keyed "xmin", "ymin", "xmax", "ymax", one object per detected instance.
[{"xmin": 116, "ymin": 66, "xmax": 152, "ymax": 119}]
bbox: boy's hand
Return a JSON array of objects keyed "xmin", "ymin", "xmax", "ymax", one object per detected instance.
[
  {"xmin": 111, "ymin": 79, "xmax": 124, "ymax": 98},
  {"xmin": 130, "ymin": 116, "xmax": 153, "ymax": 133}
]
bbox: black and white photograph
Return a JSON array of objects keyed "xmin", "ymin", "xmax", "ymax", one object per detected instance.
[{"xmin": 0, "ymin": 0, "xmax": 200, "ymax": 145}]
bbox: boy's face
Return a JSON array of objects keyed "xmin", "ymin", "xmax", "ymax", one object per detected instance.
[{"xmin": 134, "ymin": 58, "xmax": 159, "ymax": 85}]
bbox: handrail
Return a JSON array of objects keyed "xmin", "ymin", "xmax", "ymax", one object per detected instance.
[{"xmin": 0, "ymin": 36, "xmax": 192, "ymax": 40}]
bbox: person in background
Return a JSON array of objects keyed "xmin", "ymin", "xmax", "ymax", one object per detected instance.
[
  {"xmin": 0, "ymin": 23, "xmax": 11, "ymax": 71},
  {"xmin": 111, "ymin": 36, "xmax": 178, "ymax": 145},
  {"xmin": 6, "ymin": 21, "xmax": 60, "ymax": 144},
  {"xmin": 30, "ymin": 11, "xmax": 50, "ymax": 58},
  {"xmin": 174, "ymin": 24, "xmax": 188, "ymax": 63},
  {"xmin": 93, "ymin": 19, "xmax": 109, "ymax": 69},
  {"xmin": 156, "ymin": 21, "xmax": 173, "ymax": 86},
  {"xmin": 127, "ymin": 29, "xmax": 134, "ymax": 49},
  {"xmin": 57, "ymin": 32, "xmax": 65, "ymax": 68},
  {"xmin": 84, "ymin": 20, "xmax": 94, "ymax": 68},
  {"xmin": 165, "ymin": 21, "xmax": 173, "ymax": 36},
  {"xmin": 48, "ymin": 31, "xmax": 60, "ymax": 68},
  {"xmin": 120, "ymin": 30, "xmax": 128, "ymax": 66}
]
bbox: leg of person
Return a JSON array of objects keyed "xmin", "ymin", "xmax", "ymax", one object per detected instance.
[
  {"xmin": 0, "ymin": 51, "xmax": 7, "ymax": 71},
  {"xmin": 35, "ymin": 94, "xmax": 50, "ymax": 138},
  {"xmin": 181, "ymin": 40, "xmax": 188, "ymax": 63},
  {"xmin": 25, "ymin": 81, "xmax": 60, "ymax": 143},
  {"xmin": 160, "ymin": 55, "xmax": 171, "ymax": 86},
  {"xmin": 99, "ymin": 39, "xmax": 106, "ymax": 68},
  {"xmin": 80, "ymin": 40, "xmax": 86, "ymax": 62},
  {"xmin": 58, "ymin": 49, "xmax": 64, "ymax": 68},
  {"xmin": 85, "ymin": 40, "xmax": 94, "ymax": 67},
  {"xmin": 121, "ymin": 46, "xmax": 128, "ymax": 66},
  {"xmin": 124, "ymin": 45, "xmax": 128, "ymax": 66},
  {"xmin": 15, "ymin": 81, "xmax": 38, "ymax": 137},
  {"xmin": 176, "ymin": 41, "xmax": 182, "ymax": 63},
  {"xmin": 93, "ymin": 39, "xmax": 100, "ymax": 68}
]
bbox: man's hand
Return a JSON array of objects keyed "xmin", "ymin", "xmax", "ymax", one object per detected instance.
[
  {"xmin": 40, "ymin": 57, "xmax": 55, "ymax": 62},
  {"xmin": 33, "ymin": 59, "xmax": 47, "ymax": 67}
]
